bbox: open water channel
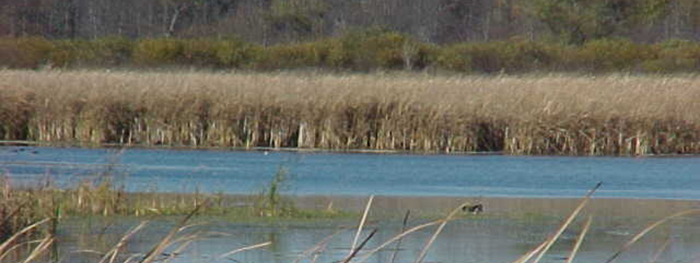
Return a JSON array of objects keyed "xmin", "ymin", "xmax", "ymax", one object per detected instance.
[
  {"xmin": 1, "ymin": 146, "xmax": 699, "ymax": 263},
  {"xmin": 2, "ymin": 146, "xmax": 700, "ymax": 199}
]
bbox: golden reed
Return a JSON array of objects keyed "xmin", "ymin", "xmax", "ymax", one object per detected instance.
[{"xmin": 1, "ymin": 70, "xmax": 699, "ymax": 155}]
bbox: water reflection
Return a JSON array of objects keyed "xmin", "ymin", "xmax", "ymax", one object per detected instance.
[{"xmin": 50, "ymin": 214, "xmax": 700, "ymax": 263}]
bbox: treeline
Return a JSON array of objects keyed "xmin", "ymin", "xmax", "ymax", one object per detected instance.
[
  {"xmin": 2, "ymin": 32, "xmax": 700, "ymax": 73},
  {"xmin": 1, "ymin": 0, "xmax": 700, "ymax": 45}
]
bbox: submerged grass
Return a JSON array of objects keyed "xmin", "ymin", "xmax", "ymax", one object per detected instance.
[
  {"xmin": 2, "ymin": 70, "xmax": 700, "ymax": 155},
  {"xmin": 0, "ymin": 166, "xmax": 346, "ymax": 242}
]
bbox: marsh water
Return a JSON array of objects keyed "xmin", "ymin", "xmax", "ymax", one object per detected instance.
[
  {"xmin": 54, "ymin": 214, "xmax": 700, "ymax": 263},
  {"xmin": 2, "ymin": 146, "xmax": 700, "ymax": 199},
  {"xmin": 1, "ymin": 146, "xmax": 700, "ymax": 263}
]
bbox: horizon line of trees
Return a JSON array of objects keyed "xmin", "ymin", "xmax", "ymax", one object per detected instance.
[
  {"xmin": 1, "ymin": 0, "xmax": 700, "ymax": 45},
  {"xmin": 3, "ymin": 32, "xmax": 700, "ymax": 73}
]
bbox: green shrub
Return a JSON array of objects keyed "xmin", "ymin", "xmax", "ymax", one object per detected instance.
[
  {"xmin": 49, "ymin": 40, "xmax": 98, "ymax": 67},
  {"xmin": 182, "ymin": 39, "xmax": 220, "ymax": 67},
  {"xmin": 214, "ymin": 38, "xmax": 260, "ymax": 68},
  {"xmin": 573, "ymin": 39, "xmax": 656, "ymax": 72},
  {"xmin": 92, "ymin": 37, "xmax": 134, "ymax": 66},
  {"xmin": 642, "ymin": 39, "xmax": 700, "ymax": 73},
  {"xmin": 437, "ymin": 40, "xmax": 559, "ymax": 73},
  {"xmin": 327, "ymin": 29, "xmax": 423, "ymax": 70},
  {"xmin": 0, "ymin": 37, "xmax": 54, "ymax": 69},
  {"xmin": 256, "ymin": 40, "xmax": 332, "ymax": 69},
  {"xmin": 133, "ymin": 38, "xmax": 185, "ymax": 65},
  {"xmin": 51, "ymin": 38, "xmax": 135, "ymax": 68},
  {"xmin": 6, "ymin": 35, "xmax": 700, "ymax": 73}
]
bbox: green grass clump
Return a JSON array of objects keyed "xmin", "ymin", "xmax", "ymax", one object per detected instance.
[{"xmin": 0, "ymin": 163, "xmax": 352, "ymax": 240}]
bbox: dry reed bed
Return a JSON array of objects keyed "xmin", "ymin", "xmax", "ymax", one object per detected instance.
[{"xmin": 2, "ymin": 70, "xmax": 700, "ymax": 155}]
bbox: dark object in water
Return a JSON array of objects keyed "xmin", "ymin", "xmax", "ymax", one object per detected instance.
[{"xmin": 462, "ymin": 204, "xmax": 484, "ymax": 214}]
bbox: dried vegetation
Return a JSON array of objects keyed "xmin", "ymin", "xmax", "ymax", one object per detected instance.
[{"xmin": 2, "ymin": 70, "xmax": 700, "ymax": 155}]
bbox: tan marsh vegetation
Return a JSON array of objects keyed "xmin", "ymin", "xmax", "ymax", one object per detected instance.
[{"xmin": 1, "ymin": 70, "xmax": 700, "ymax": 155}]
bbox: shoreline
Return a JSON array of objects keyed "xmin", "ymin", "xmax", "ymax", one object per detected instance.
[{"xmin": 5, "ymin": 142, "xmax": 700, "ymax": 158}]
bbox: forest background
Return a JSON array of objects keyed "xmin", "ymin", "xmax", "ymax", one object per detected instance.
[{"xmin": 2, "ymin": 0, "xmax": 700, "ymax": 72}]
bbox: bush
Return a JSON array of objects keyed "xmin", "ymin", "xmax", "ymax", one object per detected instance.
[
  {"xmin": 642, "ymin": 39, "xmax": 700, "ymax": 73},
  {"xmin": 50, "ymin": 40, "xmax": 97, "ymax": 67},
  {"xmin": 214, "ymin": 38, "xmax": 260, "ymax": 68},
  {"xmin": 46, "ymin": 37, "xmax": 134, "ymax": 68},
  {"xmin": 573, "ymin": 39, "xmax": 657, "ymax": 72},
  {"xmin": 182, "ymin": 39, "xmax": 220, "ymax": 67},
  {"xmin": 255, "ymin": 40, "xmax": 332, "ymax": 69},
  {"xmin": 133, "ymin": 38, "xmax": 185, "ymax": 65},
  {"xmin": 437, "ymin": 40, "xmax": 559, "ymax": 73},
  {"xmin": 0, "ymin": 37, "xmax": 54, "ymax": 69},
  {"xmin": 327, "ymin": 29, "xmax": 427, "ymax": 70},
  {"xmin": 92, "ymin": 37, "xmax": 134, "ymax": 66},
  {"xmin": 5, "ymin": 35, "xmax": 700, "ymax": 73}
]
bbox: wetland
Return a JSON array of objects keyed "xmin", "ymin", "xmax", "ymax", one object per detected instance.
[{"xmin": 1, "ymin": 146, "xmax": 700, "ymax": 263}]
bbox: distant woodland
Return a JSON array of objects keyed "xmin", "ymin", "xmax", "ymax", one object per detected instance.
[
  {"xmin": 2, "ymin": 0, "xmax": 700, "ymax": 45},
  {"xmin": 3, "ymin": 0, "xmax": 700, "ymax": 73}
]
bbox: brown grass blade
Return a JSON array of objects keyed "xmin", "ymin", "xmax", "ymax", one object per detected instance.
[
  {"xmin": 123, "ymin": 253, "xmax": 142, "ymax": 263},
  {"xmin": 413, "ymin": 200, "xmax": 474, "ymax": 263},
  {"xmin": 349, "ymin": 195, "xmax": 374, "ymax": 257},
  {"xmin": 138, "ymin": 199, "xmax": 207, "ymax": 263},
  {"xmin": 342, "ymin": 228, "xmax": 378, "ymax": 263},
  {"xmin": 512, "ymin": 182, "xmax": 601, "ymax": 263},
  {"xmin": 0, "ymin": 200, "xmax": 30, "ymax": 229},
  {"xmin": 292, "ymin": 228, "xmax": 347, "ymax": 263},
  {"xmin": 100, "ymin": 221, "xmax": 149, "ymax": 263},
  {"xmin": 218, "ymin": 241, "xmax": 272, "ymax": 259},
  {"xmin": 605, "ymin": 209, "xmax": 700, "ymax": 263},
  {"xmin": 530, "ymin": 182, "xmax": 601, "ymax": 263},
  {"xmin": 565, "ymin": 215, "xmax": 593, "ymax": 263},
  {"xmin": 354, "ymin": 219, "xmax": 443, "ymax": 263},
  {"xmin": 510, "ymin": 241, "xmax": 548, "ymax": 263},
  {"xmin": 0, "ymin": 218, "xmax": 50, "ymax": 255},
  {"xmin": 0, "ymin": 239, "xmax": 46, "ymax": 261},
  {"xmin": 389, "ymin": 210, "xmax": 411, "ymax": 263},
  {"xmin": 161, "ymin": 232, "xmax": 202, "ymax": 263},
  {"xmin": 647, "ymin": 236, "xmax": 671, "ymax": 263},
  {"xmin": 21, "ymin": 235, "xmax": 54, "ymax": 263}
]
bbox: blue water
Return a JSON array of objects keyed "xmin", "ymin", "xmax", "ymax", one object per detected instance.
[{"xmin": 1, "ymin": 146, "xmax": 699, "ymax": 199}]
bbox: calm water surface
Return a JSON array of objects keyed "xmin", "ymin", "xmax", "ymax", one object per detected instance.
[
  {"xmin": 55, "ymin": 215, "xmax": 700, "ymax": 263},
  {"xmin": 1, "ymin": 146, "xmax": 699, "ymax": 199}
]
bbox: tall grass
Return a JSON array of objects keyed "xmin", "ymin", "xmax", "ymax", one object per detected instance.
[{"xmin": 1, "ymin": 70, "xmax": 700, "ymax": 155}]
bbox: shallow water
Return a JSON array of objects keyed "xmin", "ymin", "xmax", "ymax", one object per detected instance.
[
  {"xmin": 51, "ymin": 214, "xmax": 700, "ymax": 263},
  {"xmin": 1, "ymin": 146, "xmax": 700, "ymax": 199}
]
